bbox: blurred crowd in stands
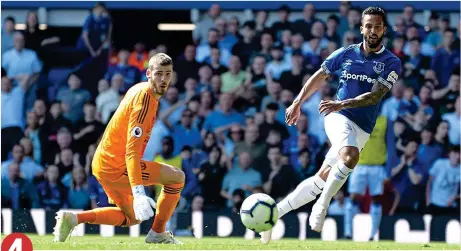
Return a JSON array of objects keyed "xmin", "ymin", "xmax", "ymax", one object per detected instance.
[{"xmin": 1, "ymin": 2, "xmax": 460, "ymax": 220}]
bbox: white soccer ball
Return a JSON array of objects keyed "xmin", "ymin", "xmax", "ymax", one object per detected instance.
[{"xmin": 239, "ymin": 193, "xmax": 278, "ymax": 233}]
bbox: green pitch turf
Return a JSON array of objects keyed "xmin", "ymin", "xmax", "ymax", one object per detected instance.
[{"xmin": 25, "ymin": 235, "xmax": 460, "ymax": 250}]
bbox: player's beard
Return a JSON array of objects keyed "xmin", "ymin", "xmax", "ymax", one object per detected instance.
[
  {"xmin": 151, "ymin": 80, "xmax": 167, "ymax": 96},
  {"xmin": 364, "ymin": 34, "xmax": 384, "ymax": 49}
]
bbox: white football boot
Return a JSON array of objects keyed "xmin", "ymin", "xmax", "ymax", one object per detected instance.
[
  {"xmin": 259, "ymin": 229, "xmax": 273, "ymax": 244},
  {"xmin": 145, "ymin": 229, "xmax": 183, "ymax": 244},
  {"xmin": 309, "ymin": 203, "xmax": 328, "ymax": 232},
  {"xmin": 53, "ymin": 211, "xmax": 78, "ymax": 242}
]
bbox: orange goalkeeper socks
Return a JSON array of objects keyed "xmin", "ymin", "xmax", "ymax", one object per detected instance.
[
  {"xmin": 77, "ymin": 207, "xmax": 128, "ymax": 226},
  {"xmin": 151, "ymin": 183, "xmax": 184, "ymax": 233}
]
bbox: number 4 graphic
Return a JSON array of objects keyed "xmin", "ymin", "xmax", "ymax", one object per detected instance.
[{"xmin": 1, "ymin": 233, "xmax": 33, "ymax": 251}]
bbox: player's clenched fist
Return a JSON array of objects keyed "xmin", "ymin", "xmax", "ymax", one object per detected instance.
[{"xmin": 132, "ymin": 185, "xmax": 157, "ymax": 221}]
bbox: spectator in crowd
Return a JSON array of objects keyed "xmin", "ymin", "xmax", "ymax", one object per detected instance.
[
  {"xmin": 77, "ymin": 2, "xmax": 112, "ymax": 58},
  {"xmin": 296, "ymin": 149, "xmax": 318, "ymax": 180},
  {"xmin": 263, "ymin": 146, "xmax": 299, "ymax": 202},
  {"xmin": 202, "ymin": 93, "xmax": 245, "ymax": 133},
  {"xmin": 193, "ymin": 4, "xmax": 221, "ymax": 45},
  {"xmin": 232, "ymin": 21, "xmax": 258, "ymax": 68},
  {"xmin": 425, "ymin": 14, "xmax": 449, "ymax": 49},
  {"xmin": 23, "ymin": 11, "xmax": 60, "ymax": 62},
  {"xmin": 23, "ymin": 112, "xmax": 44, "ymax": 164},
  {"xmin": 2, "ymin": 16, "xmax": 16, "ymax": 54},
  {"xmin": 105, "ymin": 50, "xmax": 140, "ymax": 91},
  {"xmin": 196, "ymin": 28, "xmax": 231, "ymax": 67},
  {"xmin": 265, "ymin": 44, "xmax": 290, "ymax": 80},
  {"xmin": 426, "ymin": 145, "xmax": 460, "ymax": 215},
  {"xmin": 442, "ymin": 96, "xmax": 460, "ymax": 145},
  {"xmin": 220, "ymin": 56, "xmax": 246, "ymax": 93},
  {"xmin": 175, "ymin": 45, "xmax": 201, "ymax": 90},
  {"xmin": 179, "ymin": 146, "xmax": 199, "ymax": 201},
  {"xmin": 67, "ymin": 166, "xmax": 90, "ymax": 209},
  {"xmin": 197, "ymin": 65, "xmax": 213, "ymax": 92},
  {"xmin": 292, "ymin": 3, "xmax": 321, "ymax": 40},
  {"xmin": 325, "ymin": 15, "xmax": 341, "ymax": 47},
  {"xmin": 198, "ymin": 145, "xmax": 227, "ymax": 209},
  {"xmin": 221, "ymin": 151, "xmax": 262, "ymax": 207},
  {"xmin": 207, "ymin": 46, "xmax": 228, "ymax": 76},
  {"xmin": 2, "ymin": 31, "xmax": 42, "ymax": 110},
  {"xmin": 56, "ymin": 74, "xmax": 92, "ymax": 123},
  {"xmin": 259, "ymin": 102, "xmax": 290, "ymax": 141},
  {"xmin": 279, "ymin": 49, "xmax": 307, "ymax": 95},
  {"xmin": 431, "ymin": 28, "xmax": 460, "ymax": 87},
  {"xmin": 128, "ymin": 42, "xmax": 148, "ymax": 71},
  {"xmin": 417, "ymin": 127, "xmax": 443, "ymax": 172},
  {"xmin": 391, "ymin": 35, "xmax": 406, "ymax": 61},
  {"xmin": 234, "ymin": 124, "xmax": 268, "ymax": 172},
  {"xmin": 47, "ymin": 101, "xmax": 73, "ymax": 142},
  {"xmin": 96, "ymin": 74, "xmax": 122, "ymax": 124},
  {"xmin": 1, "ymin": 144, "xmax": 44, "ymax": 182},
  {"xmin": 162, "ymin": 108, "xmax": 202, "ymax": 155},
  {"xmin": 431, "ymin": 69, "xmax": 459, "ymax": 114},
  {"xmin": 434, "ymin": 120, "xmax": 451, "ymax": 151},
  {"xmin": 36, "ymin": 165, "xmax": 68, "ymax": 209},
  {"xmin": 391, "ymin": 140, "xmax": 425, "ymax": 214},
  {"xmin": 56, "ymin": 148, "xmax": 76, "ymax": 184},
  {"xmin": 337, "ymin": 1, "xmax": 351, "ymax": 36},
  {"xmin": 402, "ymin": 38, "xmax": 431, "ymax": 88},
  {"xmin": 1, "ymin": 162, "xmax": 39, "ymax": 209},
  {"xmin": 345, "ymin": 7, "xmax": 361, "ymax": 39},
  {"xmin": 72, "ymin": 102, "xmax": 104, "ymax": 156},
  {"xmin": 402, "ymin": 5, "xmax": 426, "ymax": 39},
  {"xmin": 284, "ymin": 113, "xmax": 320, "ymax": 166},
  {"xmin": 271, "ymin": 5, "xmax": 292, "ymax": 39},
  {"xmin": 1, "ymin": 71, "xmax": 29, "ymax": 161}
]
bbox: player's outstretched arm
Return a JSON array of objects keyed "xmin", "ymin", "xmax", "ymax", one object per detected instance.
[
  {"xmin": 293, "ymin": 68, "xmax": 329, "ymax": 106},
  {"xmin": 286, "ymin": 68, "xmax": 328, "ymax": 125}
]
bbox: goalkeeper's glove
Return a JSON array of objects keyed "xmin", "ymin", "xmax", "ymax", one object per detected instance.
[{"xmin": 132, "ymin": 185, "xmax": 157, "ymax": 221}]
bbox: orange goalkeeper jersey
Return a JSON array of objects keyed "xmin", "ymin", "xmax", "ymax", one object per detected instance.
[{"xmin": 94, "ymin": 82, "xmax": 158, "ymax": 187}]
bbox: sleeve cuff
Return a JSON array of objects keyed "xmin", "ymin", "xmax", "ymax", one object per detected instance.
[
  {"xmin": 378, "ymin": 77, "xmax": 392, "ymax": 89},
  {"xmin": 131, "ymin": 185, "xmax": 146, "ymax": 197},
  {"xmin": 321, "ymin": 63, "xmax": 331, "ymax": 75}
]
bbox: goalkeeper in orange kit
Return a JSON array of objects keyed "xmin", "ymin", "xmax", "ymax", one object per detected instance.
[{"xmin": 53, "ymin": 53, "xmax": 184, "ymax": 244}]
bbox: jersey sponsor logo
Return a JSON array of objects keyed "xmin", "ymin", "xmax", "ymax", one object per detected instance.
[
  {"xmin": 131, "ymin": 126, "xmax": 143, "ymax": 138},
  {"xmin": 373, "ymin": 61, "xmax": 385, "ymax": 74},
  {"xmin": 341, "ymin": 70, "xmax": 378, "ymax": 84},
  {"xmin": 386, "ymin": 71, "xmax": 398, "ymax": 84}
]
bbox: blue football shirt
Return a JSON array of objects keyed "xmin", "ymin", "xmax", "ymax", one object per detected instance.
[{"xmin": 321, "ymin": 43, "xmax": 402, "ymax": 134}]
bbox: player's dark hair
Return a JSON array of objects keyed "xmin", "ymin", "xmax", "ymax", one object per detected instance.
[
  {"xmin": 362, "ymin": 6, "xmax": 387, "ymax": 26},
  {"xmin": 151, "ymin": 52, "xmax": 172, "ymax": 67}
]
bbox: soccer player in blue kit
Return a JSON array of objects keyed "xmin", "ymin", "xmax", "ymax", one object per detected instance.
[{"xmin": 260, "ymin": 7, "xmax": 402, "ymax": 244}]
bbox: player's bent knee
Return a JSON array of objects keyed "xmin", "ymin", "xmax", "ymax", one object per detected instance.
[
  {"xmin": 162, "ymin": 166, "xmax": 185, "ymax": 185},
  {"xmin": 339, "ymin": 147, "xmax": 360, "ymax": 168}
]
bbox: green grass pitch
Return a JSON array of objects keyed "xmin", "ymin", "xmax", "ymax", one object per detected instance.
[{"xmin": 23, "ymin": 235, "xmax": 460, "ymax": 250}]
